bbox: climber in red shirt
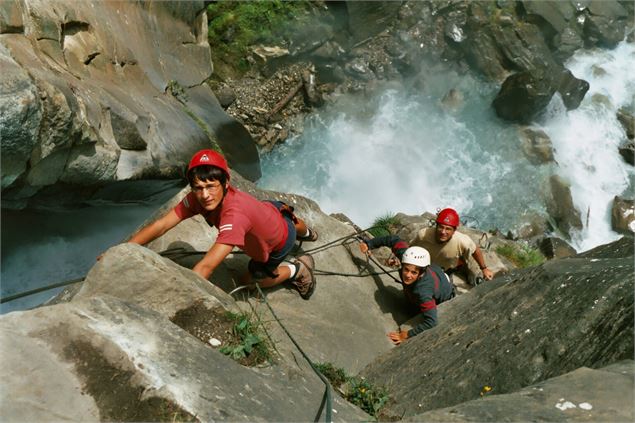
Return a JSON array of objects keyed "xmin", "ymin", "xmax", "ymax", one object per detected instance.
[{"xmin": 127, "ymin": 149, "xmax": 318, "ymax": 299}]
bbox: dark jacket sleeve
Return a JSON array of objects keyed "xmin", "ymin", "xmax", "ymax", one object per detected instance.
[
  {"xmin": 406, "ymin": 270, "xmax": 439, "ymax": 337},
  {"xmin": 363, "ymin": 235, "xmax": 409, "ymax": 259},
  {"xmin": 407, "ymin": 308, "xmax": 438, "ymax": 337}
]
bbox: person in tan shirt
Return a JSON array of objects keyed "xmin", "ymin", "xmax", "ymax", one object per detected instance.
[{"xmin": 412, "ymin": 208, "xmax": 493, "ymax": 285}]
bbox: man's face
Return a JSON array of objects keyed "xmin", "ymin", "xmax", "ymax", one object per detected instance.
[
  {"xmin": 401, "ymin": 263, "xmax": 422, "ymax": 285},
  {"xmin": 191, "ymin": 177, "xmax": 227, "ymax": 211},
  {"xmin": 435, "ymin": 223, "xmax": 456, "ymax": 243}
]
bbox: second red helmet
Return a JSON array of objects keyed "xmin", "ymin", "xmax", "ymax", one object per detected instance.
[
  {"xmin": 187, "ymin": 149, "xmax": 230, "ymax": 180},
  {"xmin": 436, "ymin": 208, "xmax": 460, "ymax": 227}
]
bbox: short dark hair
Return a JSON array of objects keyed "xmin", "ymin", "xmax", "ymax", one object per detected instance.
[{"xmin": 187, "ymin": 165, "xmax": 228, "ymax": 187}]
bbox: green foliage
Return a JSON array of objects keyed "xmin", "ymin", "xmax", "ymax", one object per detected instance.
[
  {"xmin": 166, "ymin": 79, "xmax": 188, "ymax": 103},
  {"xmin": 368, "ymin": 213, "xmax": 401, "ymax": 238},
  {"xmin": 496, "ymin": 244, "xmax": 546, "ymax": 268},
  {"xmin": 346, "ymin": 377, "xmax": 390, "ymax": 418},
  {"xmin": 219, "ymin": 312, "xmax": 271, "ymax": 364},
  {"xmin": 207, "ymin": 1, "xmax": 311, "ymax": 70},
  {"xmin": 314, "ymin": 362, "xmax": 348, "ymax": 387},
  {"xmin": 316, "ymin": 362, "xmax": 390, "ymax": 419}
]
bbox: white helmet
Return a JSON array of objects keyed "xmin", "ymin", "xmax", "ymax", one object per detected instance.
[{"xmin": 401, "ymin": 246, "xmax": 430, "ymax": 268}]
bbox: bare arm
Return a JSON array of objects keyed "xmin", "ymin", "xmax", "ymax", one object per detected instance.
[
  {"xmin": 472, "ymin": 247, "xmax": 493, "ymax": 280},
  {"xmin": 128, "ymin": 209, "xmax": 183, "ymax": 246},
  {"xmin": 192, "ymin": 242, "xmax": 233, "ymax": 280}
]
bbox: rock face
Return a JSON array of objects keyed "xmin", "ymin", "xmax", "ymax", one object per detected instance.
[
  {"xmin": 1, "ymin": 176, "xmax": 633, "ymax": 421},
  {"xmin": 0, "ymin": 0, "xmax": 260, "ymax": 208},
  {"xmin": 546, "ymin": 175, "xmax": 583, "ymax": 239},
  {"xmin": 0, "ymin": 176, "xmax": 399, "ymax": 421},
  {"xmin": 361, "ymin": 236, "xmax": 634, "ymax": 418},
  {"xmin": 519, "ymin": 127, "xmax": 555, "ymax": 165},
  {"xmin": 408, "ymin": 361, "xmax": 634, "ymax": 422},
  {"xmin": 611, "ymin": 195, "xmax": 635, "ymax": 234}
]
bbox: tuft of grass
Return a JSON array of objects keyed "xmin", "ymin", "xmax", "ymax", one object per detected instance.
[
  {"xmin": 315, "ymin": 362, "xmax": 390, "ymax": 419},
  {"xmin": 496, "ymin": 244, "xmax": 546, "ymax": 268},
  {"xmin": 367, "ymin": 213, "xmax": 401, "ymax": 238},
  {"xmin": 219, "ymin": 311, "xmax": 272, "ymax": 365},
  {"xmin": 166, "ymin": 79, "xmax": 188, "ymax": 103},
  {"xmin": 314, "ymin": 362, "xmax": 348, "ymax": 387}
]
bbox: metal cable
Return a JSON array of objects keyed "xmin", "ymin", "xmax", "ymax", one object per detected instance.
[{"xmin": 252, "ymin": 284, "xmax": 333, "ymax": 423}]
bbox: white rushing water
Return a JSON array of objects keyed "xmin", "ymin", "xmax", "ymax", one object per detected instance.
[
  {"xmin": 540, "ymin": 41, "xmax": 635, "ymax": 251},
  {"xmin": 259, "ymin": 42, "xmax": 635, "ymax": 252}
]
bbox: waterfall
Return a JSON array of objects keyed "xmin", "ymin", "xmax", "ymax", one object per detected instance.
[
  {"xmin": 259, "ymin": 42, "xmax": 634, "ymax": 251},
  {"xmin": 540, "ymin": 41, "xmax": 635, "ymax": 251}
]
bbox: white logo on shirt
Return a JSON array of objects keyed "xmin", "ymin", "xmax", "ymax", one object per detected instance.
[{"xmin": 219, "ymin": 224, "xmax": 233, "ymax": 233}]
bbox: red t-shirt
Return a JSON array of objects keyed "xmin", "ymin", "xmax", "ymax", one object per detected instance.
[{"xmin": 173, "ymin": 186, "xmax": 288, "ymax": 263}]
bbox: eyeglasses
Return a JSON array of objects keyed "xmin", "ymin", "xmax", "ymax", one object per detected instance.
[{"xmin": 192, "ymin": 182, "xmax": 223, "ymax": 194}]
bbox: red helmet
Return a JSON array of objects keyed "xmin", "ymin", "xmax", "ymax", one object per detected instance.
[
  {"xmin": 187, "ymin": 149, "xmax": 230, "ymax": 180},
  {"xmin": 436, "ymin": 208, "xmax": 460, "ymax": 227}
]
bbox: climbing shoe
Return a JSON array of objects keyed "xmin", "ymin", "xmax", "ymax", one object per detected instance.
[
  {"xmin": 291, "ymin": 254, "xmax": 316, "ymax": 300},
  {"xmin": 297, "ymin": 227, "xmax": 318, "ymax": 242}
]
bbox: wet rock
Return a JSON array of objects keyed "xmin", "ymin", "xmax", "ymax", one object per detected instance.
[
  {"xmin": 583, "ymin": 0, "xmax": 629, "ymax": 48},
  {"xmin": 591, "ymin": 92, "xmax": 612, "ymax": 108},
  {"xmin": 511, "ymin": 211, "xmax": 550, "ymax": 239},
  {"xmin": 490, "ymin": 19, "xmax": 558, "ymax": 74},
  {"xmin": 557, "ymin": 68, "xmax": 589, "ymax": 110},
  {"xmin": 345, "ymin": 1, "xmax": 401, "ymax": 43},
  {"xmin": 539, "ymin": 236, "xmax": 577, "ymax": 259},
  {"xmin": 520, "ymin": 0, "xmax": 575, "ymax": 41},
  {"xmin": 619, "ymin": 140, "xmax": 635, "ymax": 165},
  {"xmin": 440, "ymin": 88, "xmax": 464, "ymax": 114},
  {"xmin": 301, "ymin": 68, "xmax": 323, "ymax": 107},
  {"xmin": 617, "ymin": 107, "xmax": 635, "ymax": 140},
  {"xmin": 546, "ymin": 175, "xmax": 583, "ymax": 238},
  {"xmin": 591, "ymin": 64, "xmax": 608, "ymax": 77},
  {"xmin": 493, "ymin": 70, "xmax": 557, "ymax": 124},
  {"xmin": 611, "ymin": 196, "xmax": 635, "ymax": 234},
  {"xmin": 459, "ymin": 28, "xmax": 507, "ymax": 81},
  {"xmin": 553, "ymin": 25, "xmax": 586, "ymax": 62},
  {"xmin": 519, "ymin": 127, "xmax": 555, "ymax": 165},
  {"xmin": 344, "ymin": 58, "xmax": 376, "ymax": 81},
  {"xmin": 315, "ymin": 62, "xmax": 347, "ymax": 84},
  {"xmin": 310, "ymin": 40, "xmax": 346, "ymax": 62},
  {"xmin": 215, "ymin": 86, "xmax": 236, "ymax": 109},
  {"xmin": 251, "ymin": 45, "xmax": 289, "ymax": 65}
]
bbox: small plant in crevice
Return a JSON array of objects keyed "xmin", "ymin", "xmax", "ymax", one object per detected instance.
[
  {"xmin": 219, "ymin": 311, "xmax": 272, "ymax": 366},
  {"xmin": 314, "ymin": 362, "xmax": 347, "ymax": 387},
  {"xmin": 346, "ymin": 376, "xmax": 390, "ymax": 419},
  {"xmin": 166, "ymin": 79, "xmax": 188, "ymax": 103},
  {"xmin": 368, "ymin": 213, "xmax": 402, "ymax": 238},
  {"xmin": 496, "ymin": 243, "xmax": 546, "ymax": 268},
  {"xmin": 315, "ymin": 362, "xmax": 392, "ymax": 420}
]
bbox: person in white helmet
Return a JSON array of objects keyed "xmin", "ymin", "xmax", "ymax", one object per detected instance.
[{"xmin": 359, "ymin": 235, "xmax": 456, "ymax": 345}]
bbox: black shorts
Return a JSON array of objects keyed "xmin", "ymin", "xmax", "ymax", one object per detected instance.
[{"xmin": 247, "ymin": 201, "xmax": 297, "ymax": 279}]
